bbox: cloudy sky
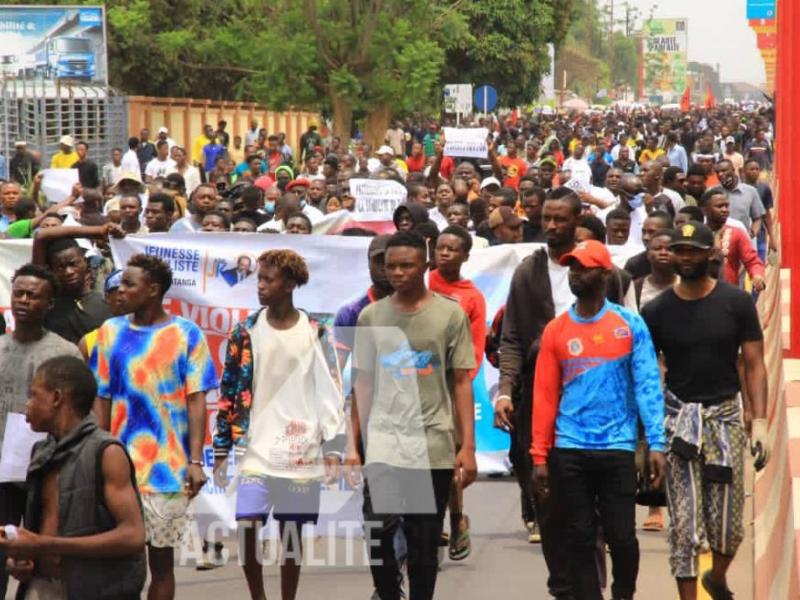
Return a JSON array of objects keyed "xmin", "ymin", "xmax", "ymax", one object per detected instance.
[{"xmin": 606, "ymin": 0, "xmax": 766, "ymax": 86}]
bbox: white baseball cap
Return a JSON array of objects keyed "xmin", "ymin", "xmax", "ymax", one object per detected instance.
[
  {"xmin": 480, "ymin": 176, "xmax": 502, "ymax": 190},
  {"xmin": 158, "ymin": 126, "xmax": 169, "ymax": 134},
  {"xmin": 377, "ymin": 145, "xmax": 394, "ymax": 156},
  {"xmin": 59, "ymin": 135, "xmax": 74, "ymax": 147}
]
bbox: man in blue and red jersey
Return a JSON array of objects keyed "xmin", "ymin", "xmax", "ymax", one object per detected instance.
[{"xmin": 532, "ymin": 239, "xmax": 666, "ymax": 600}]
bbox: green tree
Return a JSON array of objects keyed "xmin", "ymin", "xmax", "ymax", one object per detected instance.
[
  {"xmin": 560, "ymin": 0, "xmax": 641, "ymax": 101},
  {"xmin": 612, "ymin": 34, "xmax": 639, "ymax": 92},
  {"xmin": 441, "ymin": 0, "xmax": 573, "ymax": 107},
  {"xmin": 157, "ymin": 0, "xmax": 470, "ymax": 147},
  {"xmin": 24, "ymin": 0, "xmax": 575, "ymax": 143}
]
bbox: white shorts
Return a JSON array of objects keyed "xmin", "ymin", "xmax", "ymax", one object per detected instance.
[{"xmin": 141, "ymin": 492, "xmax": 190, "ymax": 548}]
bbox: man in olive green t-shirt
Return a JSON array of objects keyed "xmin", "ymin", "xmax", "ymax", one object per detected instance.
[{"xmin": 345, "ymin": 230, "xmax": 477, "ymax": 600}]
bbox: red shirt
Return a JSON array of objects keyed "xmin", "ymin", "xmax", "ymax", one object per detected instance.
[
  {"xmin": 499, "ymin": 156, "xmax": 528, "ymax": 190},
  {"xmin": 267, "ymin": 151, "xmax": 282, "ymax": 175},
  {"xmin": 440, "ymin": 156, "xmax": 455, "ymax": 180},
  {"xmin": 715, "ymin": 224, "xmax": 764, "ymax": 286},
  {"xmin": 429, "ymin": 270, "xmax": 487, "ymax": 379},
  {"xmin": 406, "ymin": 154, "xmax": 426, "ymax": 173}
]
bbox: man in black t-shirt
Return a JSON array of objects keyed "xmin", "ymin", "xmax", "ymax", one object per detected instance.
[
  {"xmin": 641, "ymin": 222, "xmax": 769, "ymax": 600},
  {"xmin": 31, "ymin": 226, "xmax": 120, "ymax": 344},
  {"xmin": 72, "ymin": 141, "xmax": 100, "ymax": 189}
]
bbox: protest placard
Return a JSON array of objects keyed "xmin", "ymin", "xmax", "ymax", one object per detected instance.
[
  {"xmin": 443, "ymin": 127, "xmax": 489, "ymax": 159},
  {"xmin": 351, "ymin": 178, "xmax": 407, "ymax": 213},
  {"xmin": 40, "ymin": 168, "xmax": 79, "ymax": 204}
]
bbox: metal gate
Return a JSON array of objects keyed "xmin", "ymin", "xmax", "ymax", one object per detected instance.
[{"xmin": 0, "ymin": 75, "xmax": 127, "ymax": 185}]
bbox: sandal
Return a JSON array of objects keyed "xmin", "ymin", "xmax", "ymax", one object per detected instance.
[
  {"xmin": 448, "ymin": 515, "xmax": 471, "ymax": 561},
  {"xmin": 642, "ymin": 512, "xmax": 664, "ymax": 532}
]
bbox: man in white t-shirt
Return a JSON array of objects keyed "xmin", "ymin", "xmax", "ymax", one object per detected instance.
[
  {"xmin": 172, "ymin": 146, "xmax": 201, "ymax": 196},
  {"xmin": 213, "ymin": 249, "xmax": 344, "ymax": 600},
  {"xmin": 562, "ymin": 143, "xmax": 593, "ymax": 185},
  {"xmin": 144, "ymin": 140, "xmax": 177, "ymax": 182},
  {"xmin": 599, "ymin": 173, "xmax": 648, "ymax": 247},
  {"xmin": 121, "ymin": 137, "xmax": 141, "ymax": 174}
]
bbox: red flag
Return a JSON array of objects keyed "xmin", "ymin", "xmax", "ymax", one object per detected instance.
[
  {"xmin": 704, "ymin": 85, "xmax": 716, "ymax": 109},
  {"xmin": 680, "ymin": 87, "xmax": 691, "ymax": 111}
]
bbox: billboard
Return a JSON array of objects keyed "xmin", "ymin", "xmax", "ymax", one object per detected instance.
[
  {"xmin": 0, "ymin": 5, "xmax": 106, "ymax": 83},
  {"xmin": 643, "ymin": 18, "xmax": 688, "ymax": 102},
  {"xmin": 746, "ymin": 0, "xmax": 775, "ymax": 20}
]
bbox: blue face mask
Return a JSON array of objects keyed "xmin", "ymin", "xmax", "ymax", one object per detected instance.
[
  {"xmin": 628, "ymin": 192, "xmax": 645, "ymax": 209},
  {"xmin": 265, "ymin": 201, "xmax": 275, "ymax": 215}
]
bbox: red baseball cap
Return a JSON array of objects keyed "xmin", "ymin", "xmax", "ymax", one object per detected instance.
[
  {"xmin": 559, "ymin": 240, "xmax": 612, "ymax": 270},
  {"xmin": 286, "ymin": 178, "xmax": 311, "ymax": 191}
]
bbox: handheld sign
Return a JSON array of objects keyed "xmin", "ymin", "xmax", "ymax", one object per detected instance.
[
  {"xmin": 352, "ymin": 179, "xmax": 408, "ymax": 213},
  {"xmin": 443, "ymin": 127, "xmax": 489, "ymax": 159}
]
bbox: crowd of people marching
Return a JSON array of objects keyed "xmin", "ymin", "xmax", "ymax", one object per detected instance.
[{"xmin": 0, "ymin": 101, "xmax": 776, "ymax": 600}]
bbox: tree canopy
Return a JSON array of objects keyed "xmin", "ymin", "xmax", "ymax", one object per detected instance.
[
  {"xmin": 26, "ymin": 0, "xmax": 574, "ymax": 144},
  {"xmin": 559, "ymin": 0, "xmax": 645, "ymax": 101},
  {"xmin": 442, "ymin": 0, "xmax": 573, "ymax": 108}
]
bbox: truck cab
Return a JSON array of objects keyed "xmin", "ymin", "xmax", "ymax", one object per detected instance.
[{"xmin": 35, "ymin": 36, "xmax": 95, "ymax": 80}]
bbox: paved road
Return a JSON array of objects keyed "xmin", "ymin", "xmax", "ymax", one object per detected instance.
[
  {"xmin": 173, "ymin": 476, "xmax": 753, "ymax": 600},
  {"xmin": 5, "ymin": 476, "xmax": 753, "ymax": 599}
]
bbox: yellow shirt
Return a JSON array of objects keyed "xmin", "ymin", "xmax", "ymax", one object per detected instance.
[
  {"xmin": 80, "ymin": 328, "xmax": 99, "ymax": 361},
  {"xmin": 229, "ymin": 146, "xmax": 244, "ymax": 165},
  {"xmin": 191, "ymin": 135, "xmax": 211, "ymax": 165},
  {"xmin": 639, "ymin": 148, "xmax": 665, "ymax": 165},
  {"xmin": 50, "ymin": 151, "xmax": 79, "ymax": 168}
]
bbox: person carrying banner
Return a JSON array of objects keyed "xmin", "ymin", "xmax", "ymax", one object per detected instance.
[{"xmin": 213, "ymin": 249, "xmax": 344, "ymax": 600}]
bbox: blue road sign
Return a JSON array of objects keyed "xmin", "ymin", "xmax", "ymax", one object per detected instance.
[{"xmin": 474, "ymin": 85, "xmax": 498, "ymax": 112}]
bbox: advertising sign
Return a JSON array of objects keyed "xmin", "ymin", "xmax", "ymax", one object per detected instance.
[
  {"xmin": 643, "ymin": 18, "xmax": 688, "ymax": 102},
  {"xmin": 0, "ymin": 5, "xmax": 107, "ymax": 83},
  {"xmin": 746, "ymin": 0, "xmax": 776, "ymax": 20},
  {"xmin": 443, "ymin": 84, "xmax": 473, "ymax": 114}
]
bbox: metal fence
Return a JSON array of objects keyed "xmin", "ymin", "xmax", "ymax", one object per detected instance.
[{"xmin": 0, "ymin": 74, "xmax": 127, "ymax": 183}]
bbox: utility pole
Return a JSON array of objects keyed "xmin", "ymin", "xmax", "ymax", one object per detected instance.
[
  {"xmin": 608, "ymin": 0, "xmax": 614, "ymax": 94},
  {"xmin": 625, "ymin": 2, "xmax": 631, "ymax": 37}
]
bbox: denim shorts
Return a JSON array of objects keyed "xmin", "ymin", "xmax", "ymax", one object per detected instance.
[{"xmin": 235, "ymin": 474, "xmax": 321, "ymax": 525}]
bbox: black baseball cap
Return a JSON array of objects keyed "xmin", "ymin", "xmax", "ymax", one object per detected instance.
[
  {"xmin": 368, "ymin": 234, "xmax": 392, "ymax": 258},
  {"xmin": 670, "ymin": 221, "xmax": 714, "ymax": 250}
]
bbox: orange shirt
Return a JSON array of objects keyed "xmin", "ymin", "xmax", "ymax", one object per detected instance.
[
  {"xmin": 429, "ymin": 270, "xmax": 487, "ymax": 379},
  {"xmin": 500, "ymin": 156, "xmax": 528, "ymax": 190}
]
